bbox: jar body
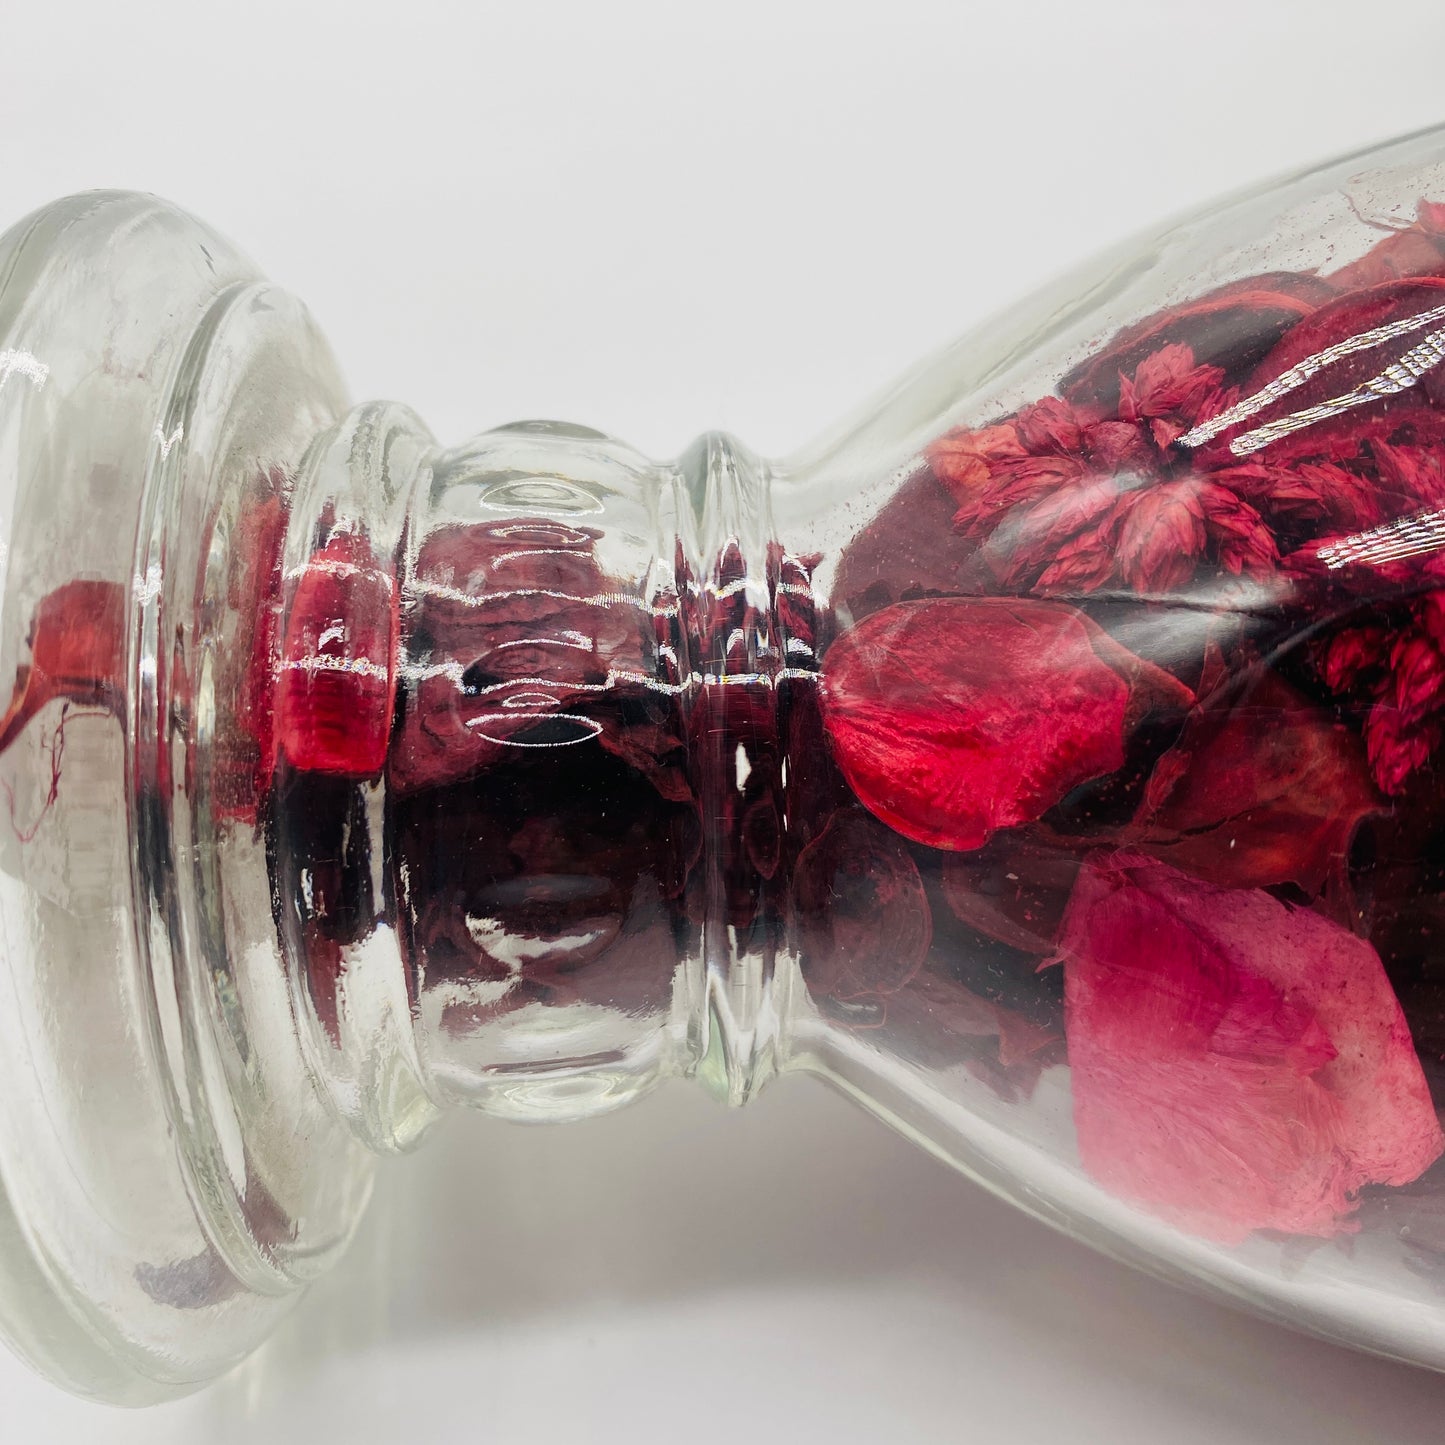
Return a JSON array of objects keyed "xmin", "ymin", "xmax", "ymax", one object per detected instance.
[
  {"xmin": 785, "ymin": 127, "xmax": 1445, "ymax": 1362},
  {"xmin": 7, "ymin": 131, "xmax": 1445, "ymax": 1398}
]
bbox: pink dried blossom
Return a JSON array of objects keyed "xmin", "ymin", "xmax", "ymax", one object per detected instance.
[{"xmin": 1056, "ymin": 852, "xmax": 1444, "ymax": 1244}]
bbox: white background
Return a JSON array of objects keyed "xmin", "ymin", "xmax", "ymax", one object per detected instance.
[{"xmin": 4, "ymin": 2, "xmax": 1445, "ymax": 1441}]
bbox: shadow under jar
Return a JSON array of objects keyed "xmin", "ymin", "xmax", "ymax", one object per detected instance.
[{"xmin": 5, "ymin": 130, "xmax": 1445, "ymax": 1400}]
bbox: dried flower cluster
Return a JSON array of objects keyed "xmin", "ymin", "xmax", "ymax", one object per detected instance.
[{"xmin": 820, "ymin": 200, "xmax": 1445, "ymax": 1242}]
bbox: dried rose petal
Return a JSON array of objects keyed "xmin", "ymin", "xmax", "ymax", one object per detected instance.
[
  {"xmin": 1328, "ymin": 201, "xmax": 1445, "ymax": 290},
  {"xmin": 389, "ymin": 742, "xmax": 690, "ymax": 1030},
  {"xmin": 832, "ymin": 464, "xmax": 979, "ymax": 623},
  {"xmin": 1132, "ymin": 670, "xmax": 1381, "ymax": 893},
  {"xmin": 821, "ymin": 597, "xmax": 1189, "ymax": 851},
  {"xmin": 1056, "ymin": 852, "xmax": 1444, "ymax": 1244},
  {"xmin": 390, "ymin": 520, "xmax": 686, "ymax": 802},
  {"xmin": 881, "ymin": 966, "xmax": 1061, "ymax": 1098},
  {"xmin": 1061, "ymin": 272, "xmax": 1331, "ymax": 411},
  {"xmin": 940, "ymin": 836, "xmax": 1081, "ymax": 955},
  {"xmin": 275, "ymin": 531, "xmax": 399, "ymax": 776},
  {"xmin": 794, "ymin": 807, "xmax": 931, "ymax": 1008},
  {"xmin": 0, "ymin": 578, "xmax": 126, "ymax": 754}
]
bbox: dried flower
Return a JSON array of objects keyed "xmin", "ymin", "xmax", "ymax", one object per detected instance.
[
  {"xmin": 932, "ymin": 346, "xmax": 1287, "ymax": 598},
  {"xmin": 1056, "ymin": 852, "xmax": 1444, "ymax": 1244},
  {"xmin": 1060, "ymin": 273, "xmax": 1331, "ymax": 412},
  {"xmin": 820, "ymin": 596, "xmax": 1189, "ymax": 851}
]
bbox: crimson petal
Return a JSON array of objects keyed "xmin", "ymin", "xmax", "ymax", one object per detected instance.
[{"xmin": 821, "ymin": 597, "xmax": 1190, "ymax": 851}]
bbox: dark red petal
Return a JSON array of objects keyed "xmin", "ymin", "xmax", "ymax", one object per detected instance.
[
  {"xmin": 1187, "ymin": 278, "xmax": 1445, "ymax": 468},
  {"xmin": 832, "ymin": 465, "xmax": 981, "ymax": 623},
  {"xmin": 1132, "ymin": 670, "xmax": 1380, "ymax": 892},
  {"xmin": 794, "ymin": 807, "xmax": 931, "ymax": 1008},
  {"xmin": 1328, "ymin": 204, "xmax": 1445, "ymax": 290},
  {"xmin": 880, "ymin": 966, "xmax": 1061, "ymax": 1098},
  {"xmin": 940, "ymin": 836, "xmax": 1081, "ymax": 954},
  {"xmin": 389, "ymin": 521, "xmax": 658, "ymax": 796}
]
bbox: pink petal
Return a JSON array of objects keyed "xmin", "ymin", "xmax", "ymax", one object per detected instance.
[{"xmin": 1057, "ymin": 852, "xmax": 1444, "ymax": 1244}]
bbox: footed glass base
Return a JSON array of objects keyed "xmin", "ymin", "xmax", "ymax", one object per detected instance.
[{"xmin": 0, "ymin": 194, "xmax": 373, "ymax": 1401}]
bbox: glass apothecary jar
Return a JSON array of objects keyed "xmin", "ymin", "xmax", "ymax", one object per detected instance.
[{"xmin": 5, "ymin": 127, "xmax": 1445, "ymax": 1401}]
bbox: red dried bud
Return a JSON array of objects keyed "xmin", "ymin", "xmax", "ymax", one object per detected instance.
[
  {"xmin": 1061, "ymin": 272, "xmax": 1331, "ymax": 411},
  {"xmin": 1113, "ymin": 479, "xmax": 1208, "ymax": 594}
]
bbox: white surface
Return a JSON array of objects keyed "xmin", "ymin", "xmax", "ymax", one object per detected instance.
[{"xmin": 4, "ymin": 2, "xmax": 1445, "ymax": 1440}]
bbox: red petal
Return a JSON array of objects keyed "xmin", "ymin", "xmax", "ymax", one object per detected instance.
[
  {"xmin": 821, "ymin": 597, "xmax": 1187, "ymax": 851},
  {"xmin": 0, "ymin": 579, "xmax": 126, "ymax": 755},
  {"xmin": 1328, "ymin": 204, "xmax": 1445, "ymax": 290},
  {"xmin": 833, "ymin": 464, "xmax": 982, "ymax": 622},
  {"xmin": 1133, "ymin": 671, "xmax": 1380, "ymax": 892},
  {"xmin": 940, "ymin": 836, "xmax": 1081, "ymax": 954},
  {"xmin": 1058, "ymin": 852, "xmax": 1443, "ymax": 1244},
  {"xmin": 275, "ymin": 532, "xmax": 399, "ymax": 776}
]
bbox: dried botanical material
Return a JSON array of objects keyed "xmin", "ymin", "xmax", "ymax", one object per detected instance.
[
  {"xmin": 794, "ymin": 807, "xmax": 932, "ymax": 1010},
  {"xmin": 275, "ymin": 531, "xmax": 398, "ymax": 776},
  {"xmin": 1056, "ymin": 852, "xmax": 1443, "ymax": 1244},
  {"xmin": 1131, "ymin": 670, "xmax": 1380, "ymax": 893},
  {"xmin": 0, "ymin": 579, "xmax": 125, "ymax": 754},
  {"xmin": 820, "ymin": 596, "xmax": 1188, "ymax": 851}
]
